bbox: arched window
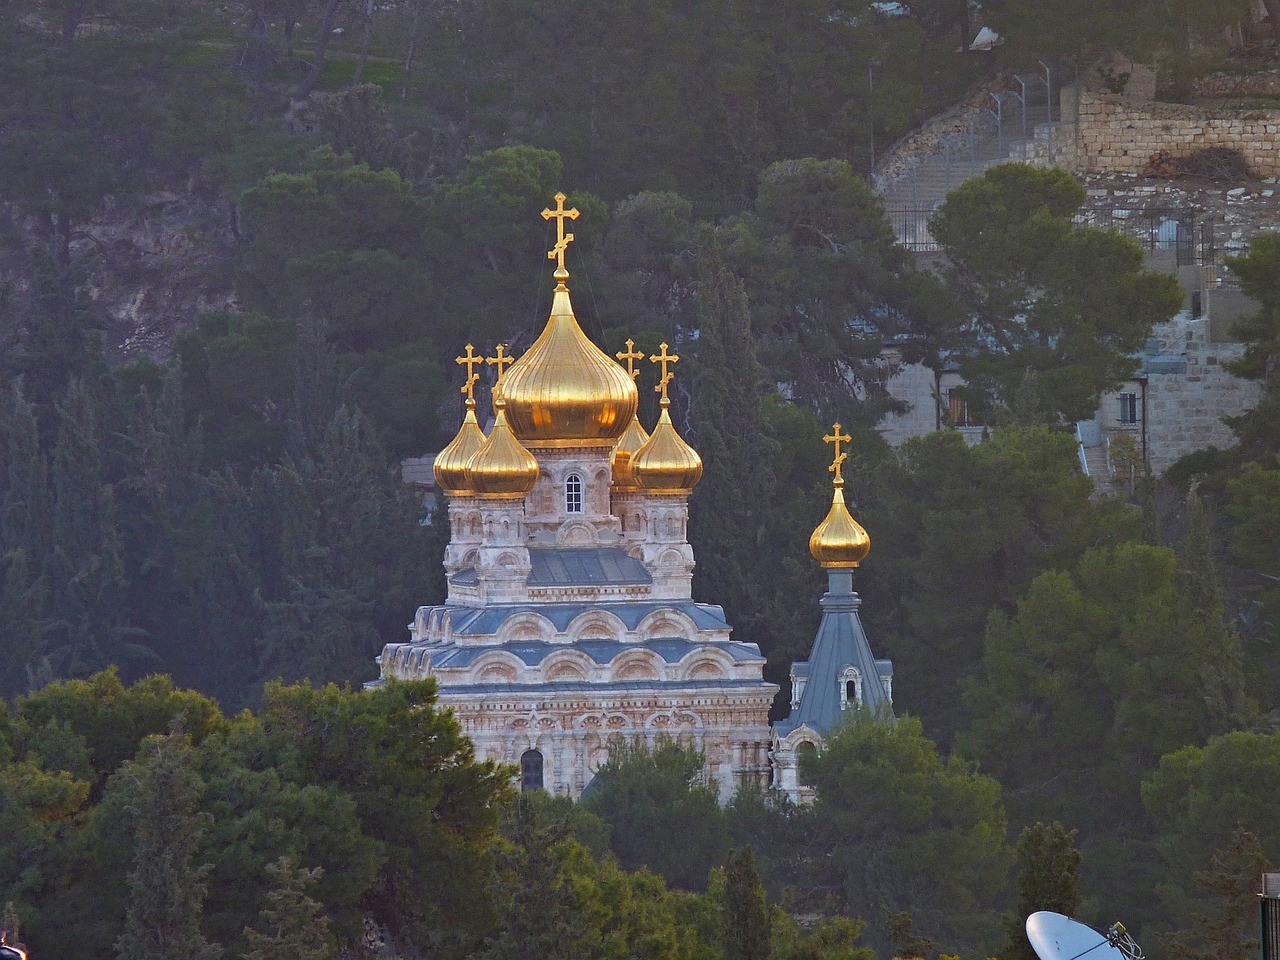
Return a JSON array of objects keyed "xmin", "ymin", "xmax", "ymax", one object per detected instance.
[
  {"xmin": 520, "ymin": 749, "xmax": 544, "ymax": 792},
  {"xmin": 839, "ymin": 667, "xmax": 861, "ymax": 710},
  {"xmin": 565, "ymin": 473, "xmax": 583, "ymax": 514}
]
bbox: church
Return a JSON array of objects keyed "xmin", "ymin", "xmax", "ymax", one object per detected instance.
[{"xmin": 368, "ymin": 195, "xmax": 892, "ymax": 802}]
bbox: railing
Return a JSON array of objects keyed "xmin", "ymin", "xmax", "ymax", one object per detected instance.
[
  {"xmin": 1074, "ymin": 207, "xmax": 1219, "ymax": 269},
  {"xmin": 1075, "ymin": 423, "xmax": 1090, "ymax": 477}
]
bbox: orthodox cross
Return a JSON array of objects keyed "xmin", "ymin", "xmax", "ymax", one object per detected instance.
[
  {"xmin": 456, "ymin": 344, "xmax": 483, "ymax": 403},
  {"xmin": 486, "ymin": 343, "xmax": 515, "ymax": 390},
  {"xmin": 650, "ymin": 343, "xmax": 679, "ymax": 402},
  {"xmin": 823, "ymin": 422, "xmax": 852, "ymax": 483},
  {"xmin": 616, "ymin": 339, "xmax": 645, "ymax": 381},
  {"xmin": 541, "ymin": 192, "xmax": 580, "ymax": 275}
]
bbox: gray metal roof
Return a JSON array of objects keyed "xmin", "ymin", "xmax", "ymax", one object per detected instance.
[
  {"xmin": 774, "ymin": 572, "xmax": 893, "ymax": 738},
  {"xmin": 416, "ymin": 637, "xmax": 765, "ymax": 669},
  {"xmin": 527, "ymin": 548, "xmax": 652, "ymax": 586},
  {"xmin": 434, "ymin": 600, "xmax": 731, "ymax": 636}
]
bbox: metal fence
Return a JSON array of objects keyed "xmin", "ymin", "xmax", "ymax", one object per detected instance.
[
  {"xmin": 887, "ymin": 204, "xmax": 1220, "ymax": 266},
  {"xmin": 1073, "ymin": 207, "xmax": 1219, "ymax": 268}
]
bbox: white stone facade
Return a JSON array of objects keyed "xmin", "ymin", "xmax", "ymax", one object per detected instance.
[{"xmin": 373, "ymin": 435, "xmax": 778, "ymax": 800}]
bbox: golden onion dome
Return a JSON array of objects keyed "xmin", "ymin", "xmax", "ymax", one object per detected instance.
[
  {"xmin": 611, "ymin": 413, "xmax": 651, "ymax": 489},
  {"xmin": 631, "ymin": 400, "xmax": 702, "ymax": 494},
  {"xmin": 809, "ymin": 480, "xmax": 871, "ymax": 568},
  {"xmin": 433, "ymin": 400, "xmax": 487, "ymax": 495},
  {"xmin": 465, "ymin": 400, "xmax": 539, "ymax": 497},
  {"xmin": 498, "ymin": 283, "xmax": 638, "ymax": 448}
]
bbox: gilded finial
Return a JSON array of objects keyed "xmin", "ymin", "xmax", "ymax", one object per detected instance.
[
  {"xmin": 650, "ymin": 343, "xmax": 679, "ymax": 404},
  {"xmin": 541, "ymin": 192, "xmax": 580, "ymax": 286},
  {"xmin": 823, "ymin": 422, "xmax": 852, "ymax": 485},
  {"xmin": 486, "ymin": 343, "xmax": 515, "ymax": 392},
  {"xmin": 616, "ymin": 339, "xmax": 645, "ymax": 381},
  {"xmin": 456, "ymin": 344, "xmax": 483, "ymax": 406}
]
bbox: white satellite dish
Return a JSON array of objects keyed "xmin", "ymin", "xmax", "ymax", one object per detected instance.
[{"xmin": 1026, "ymin": 912, "xmax": 1144, "ymax": 960}]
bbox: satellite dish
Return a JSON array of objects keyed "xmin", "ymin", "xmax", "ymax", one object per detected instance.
[
  {"xmin": 1026, "ymin": 912, "xmax": 1144, "ymax": 960},
  {"xmin": 0, "ymin": 945, "xmax": 27, "ymax": 960}
]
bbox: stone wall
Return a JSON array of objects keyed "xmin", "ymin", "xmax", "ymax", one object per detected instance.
[
  {"xmin": 1094, "ymin": 314, "xmax": 1263, "ymax": 475},
  {"xmin": 1071, "ymin": 91, "xmax": 1280, "ymax": 177}
]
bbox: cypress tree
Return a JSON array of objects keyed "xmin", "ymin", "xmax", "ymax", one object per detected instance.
[
  {"xmin": 114, "ymin": 731, "xmax": 222, "ymax": 960},
  {"xmin": 1003, "ymin": 822, "xmax": 1082, "ymax": 960},
  {"xmin": 241, "ymin": 857, "xmax": 333, "ymax": 960},
  {"xmin": 723, "ymin": 847, "xmax": 770, "ymax": 960}
]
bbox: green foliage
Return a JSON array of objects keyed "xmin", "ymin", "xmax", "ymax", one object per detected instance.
[
  {"xmin": 112, "ymin": 730, "xmax": 222, "ymax": 960},
  {"xmin": 721, "ymin": 159, "xmax": 909, "ymax": 420},
  {"xmin": 1004, "ymin": 823, "xmax": 1082, "ymax": 960},
  {"xmin": 1225, "ymin": 465, "xmax": 1280, "ymax": 648},
  {"xmin": 1142, "ymin": 731, "xmax": 1280, "ymax": 896},
  {"xmin": 1163, "ymin": 829, "xmax": 1269, "ymax": 960},
  {"xmin": 929, "ymin": 164, "xmax": 1182, "ymax": 424},
  {"xmin": 1224, "ymin": 235, "xmax": 1280, "ymax": 456},
  {"xmin": 800, "ymin": 713, "xmax": 1012, "ymax": 954},
  {"xmin": 240, "ymin": 857, "xmax": 334, "ymax": 960},
  {"xmin": 859, "ymin": 425, "xmax": 1138, "ymax": 745},
  {"xmin": 581, "ymin": 738, "xmax": 728, "ymax": 891},
  {"xmin": 722, "ymin": 848, "xmax": 770, "ymax": 960}
]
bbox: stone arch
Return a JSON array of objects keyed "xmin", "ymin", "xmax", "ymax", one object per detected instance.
[
  {"xmin": 557, "ymin": 520, "xmax": 596, "ymax": 546},
  {"xmin": 460, "ymin": 548, "xmax": 480, "ymax": 568},
  {"xmin": 657, "ymin": 547, "xmax": 685, "ymax": 567},
  {"xmin": 566, "ymin": 610, "xmax": 626, "ymax": 642},
  {"xmin": 678, "ymin": 650, "xmax": 732, "ymax": 681},
  {"xmin": 495, "ymin": 612, "xmax": 556, "ymax": 643},
  {"xmin": 495, "ymin": 551, "xmax": 522, "ymax": 569},
  {"xmin": 610, "ymin": 649, "xmax": 663, "ymax": 681},
  {"xmin": 543, "ymin": 650, "xmax": 593, "ymax": 683},
  {"xmin": 637, "ymin": 609, "xmax": 697, "ymax": 641},
  {"xmin": 472, "ymin": 651, "xmax": 522, "ymax": 684}
]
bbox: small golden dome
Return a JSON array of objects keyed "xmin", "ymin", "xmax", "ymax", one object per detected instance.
[
  {"xmin": 611, "ymin": 414, "xmax": 651, "ymax": 489},
  {"xmin": 499, "ymin": 285, "xmax": 639, "ymax": 448},
  {"xmin": 809, "ymin": 481, "xmax": 871, "ymax": 568},
  {"xmin": 434, "ymin": 401, "xmax": 487, "ymax": 495},
  {"xmin": 465, "ymin": 400, "xmax": 539, "ymax": 497},
  {"xmin": 632, "ymin": 400, "xmax": 702, "ymax": 494}
]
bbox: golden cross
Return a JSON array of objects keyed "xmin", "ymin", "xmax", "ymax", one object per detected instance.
[
  {"xmin": 823, "ymin": 422, "xmax": 853, "ymax": 483},
  {"xmin": 486, "ymin": 343, "xmax": 515, "ymax": 389},
  {"xmin": 456, "ymin": 344, "xmax": 483, "ymax": 403},
  {"xmin": 541, "ymin": 192, "xmax": 580, "ymax": 275},
  {"xmin": 616, "ymin": 339, "xmax": 645, "ymax": 381},
  {"xmin": 650, "ymin": 343, "xmax": 679, "ymax": 402}
]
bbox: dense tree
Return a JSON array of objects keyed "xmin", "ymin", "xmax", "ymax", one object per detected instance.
[
  {"xmin": 240, "ymin": 857, "xmax": 334, "ymax": 960},
  {"xmin": 1164, "ymin": 829, "xmax": 1269, "ymax": 960},
  {"xmin": 722, "ymin": 848, "xmax": 770, "ymax": 960},
  {"xmin": 112, "ymin": 731, "xmax": 222, "ymax": 960},
  {"xmin": 1142, "ymin": 730, "xmax": 1280, "ymax": 923},
  {"xmin": 1224, "ymin": 235, "xmax": 1280, "ymax": 457},
  {"xmin": 928, "ymin": 164, "xmax": 1182, "ymax": 425},
  {"xmin": 1004, "ymin": 822, "xmax": 1082, "ymax": 960},
  {"xmin": 797, "ymin": 713, "xmax": 1011, "ymax": 955},
  {"xmin": 580, "ymin": 739, "xmax": 728, "ymax": 892},
  {"xmin": 858, "ymin": 425, "xmax": 1140, "ymax": 746},
  {"xmin": 721, "ymin": 159, "xmax": 910, "ymax": 422}
]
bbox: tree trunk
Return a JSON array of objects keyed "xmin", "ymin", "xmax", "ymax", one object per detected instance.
[
  {"xmin": 399, "ymin": 0, "xmax": 419, "ymax": 100},
  {"xmin": 353, "ymin": 0, "xmax": 374, "ymax": 84},
  {"xmin": 293, "ymin": 0, "xmax": 344, "ymax": 101}
]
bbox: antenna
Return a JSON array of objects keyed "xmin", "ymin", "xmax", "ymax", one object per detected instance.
[{"xmin": 1026, "ymin": 913, "xmax": 1144, "ymax": 960}]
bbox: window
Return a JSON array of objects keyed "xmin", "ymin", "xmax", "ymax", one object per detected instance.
[
  {"xmin": 1118, "ymin": 393, "xmax": 1139, "ymax": 424},
  {"xmin": 947, "ymin": 390, "xmax": 971, "ymax": 427},
  {"xmin": 520, "ymin": 749, "xmax": 544, "ymax": 792},
  {"xmin": 565, "ymin": 473, "xmax": 583, "ymax": 514},
  {"xmin": 839, "ymin": 667, "xmax": 861, "ymax": 710}
]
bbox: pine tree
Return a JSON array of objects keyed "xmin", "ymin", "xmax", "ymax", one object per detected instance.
[
  {"xmin": 114, "ymin": 731, "xmax": 222, "ymax": 960},
  {"xmin": 1003, "ymin": 822, "xmax": 1082, "ymax": 960},
  {"xmin": 723, "ymin": 847, "xmax": 770, "ymax": 960},
  {"xmin": 1165, "ymin": 829, "xmax": 1269, "ymax": 960},
  {"xmin": 241, "ymin": 857, "xmax": 333, "ymax": 960}
]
